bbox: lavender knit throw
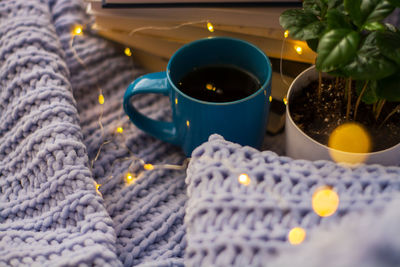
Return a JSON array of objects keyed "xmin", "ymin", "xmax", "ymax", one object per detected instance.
[{"xmin": 1, "ymin": 1, "xmax": 400, "ymax": 266}]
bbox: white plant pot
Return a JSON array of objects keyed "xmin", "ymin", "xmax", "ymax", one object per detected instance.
[{"xmin": 285, "ymin": 65, "xmax": 400, "ymax": 166}]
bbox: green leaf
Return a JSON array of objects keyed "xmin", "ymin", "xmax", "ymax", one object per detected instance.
[
  {"xmin": 376, "ymin": 30, "xmax": 400, "ymax": 65},
  {"xmin": 316, "ymin": 29, "xmax": 360, "ymax": 72},
  {"xmin": 345, "ymin": 0, "xmax": 395, "ymax": 27},
  {"xmin": 360, "ymin": 0, "xmax": 395, "ymax": 26},
  {"xmin": 356, "ymin": 80, "xmax": 379, "ymax": 104},
  {"xmin": 344, "ymin": 0, "xmax": 363, "ymax": 27},
  {"xmin": 303, "ymin": 0, "xmax": 322, "ymax": 16},
  {"xmin": 363, "ymin": 21, "xmax": 386, "ymax": 31},
  {"xmin": 377, "ymin": 71, "xmax": 400, "ymax": 101},
  {"xmin": 328, "ymin": 0, "xmax": 343, "ymax": 9},
  {"xmin": 341, "ymin": 32, "xmax": 397, "ymax": 80},
  {"xmin": 327, "ymin": 69, "xmax": 348, "ymax": 78},
  {"xmin": 326, "ymin": 9, "xmax": 353, "ymax": 30},
  {"xmin": 303, "ymin": 21, "xmax": 326, "ymax": 40},
  {"xmin": 388, "ymin": 0, "xmax": 400, "ymax": 7},
  {"xmin": 303, "ymin": 0, "xmax": 328, "ymax": 17},
  {"xmin": 279, "ymin": 9, "xmax": 322, "ymax": 40},
  {"xmin": 306, "ymin": 39, "xmax": 319, "ymax": 52}
]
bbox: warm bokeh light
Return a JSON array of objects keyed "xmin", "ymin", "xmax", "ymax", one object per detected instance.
[
  {"xmin": 186, "ymin": 120, "xmax": 190, "ymax": 127},
  {"xmin": 124, "ymin": 47, "xmax": 132, "ymax": 57},
  {"xmin": 143, "ymin": 164, "xmax": 154, "ymax": 171},
  {"xmin": 207, "ymin": 22, "xmax": 215, "ymax": 32},
  {"xmin": 125, "ymin": 172, "xmax": 136, "ymax": 185},
  {"xmin": 116, "ymin": 127, "xmax": 124, "ymax": 133},
  {"xmin": 284, "ymin": 30, "xmax": 289, "ymax": 38},
  {"xmin": 98, "ymin": 94, "xmax": 105, "ymax": 105},
  {"xmin": 175, "ymin": 98, "xmax": 178, "ymax": 105},
  {"xmin": 328, "ymin": 122, "xmax": 371, "ymax": 153},
  {"xmin": 288, "ymin": 227, "xmax": 306, "ymax": 245},
  {"xmin": 328, "ymin": 122, "xmax": 371, "ymax": 164},
  {"xmin": 95, "ymin": 183, "xmax": 102, "ymax": 196},
  {"xmin": 283, "ymin": 97, "xmax": 288, "ymax": 105},
  {"xmin": 269, "ymin": 96, "xmax": 272, "ymax": 102},
  {"xmin": 312, "ymin": 187, "xmax": 339, "ymax": 217},
  {"xmin": 72, "ymin": 25, "xmax": 83, "ymax": 36},
  {"xmin": 294, "ymin": 45, "xmax": 303, "ymax": 55},
  {"xmin": 238, "ymin": 173, "xmax": 251, "ymax": 186},
  {"xmin": 206, "ymin": 83, "xmax": 216, "ymax": 91}
]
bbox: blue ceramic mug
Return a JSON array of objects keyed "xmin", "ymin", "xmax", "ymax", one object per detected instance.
[{"xmin": 124, "ymin": 37, "xmax": 272, "ymax": 156}]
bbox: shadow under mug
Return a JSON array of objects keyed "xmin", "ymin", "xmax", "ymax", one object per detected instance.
[{"xmin": 124, "ymin": 37, "xmax": 272, "ymax": 156}]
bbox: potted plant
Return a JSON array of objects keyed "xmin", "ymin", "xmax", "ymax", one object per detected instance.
[{"xmin": 279, "ymin": 0, "xmax": 400, "ymax": 166}]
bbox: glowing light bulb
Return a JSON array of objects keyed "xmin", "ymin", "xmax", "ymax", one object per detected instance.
[
  {"xmin": 238, "ymin": 173, "xmax": 251, "ymax": 186},
  {"xmin": 206, "ymin": 83, "xmax": 216, "ymax": 91},
  {"xmin": 312, "ymin": 186, "xmax": 339, "ymax": 217},
  {"xmin": 125, "ymin": 172, "xmax": 136, "ymax": 185},
  {"xmin": 288, "ymin": 227, "xmax": 306, "ymax": 245},
  {"xmin": 284, "ymin": 30, "xmax": 289, "ymax": 38},
  {"xmin": 283, "ymin": 97, "xmax": 288, "ymax": 105},
  {"xmin": 328, "ymin": 122, "xmax": 371, "ymax": 153},
  {"xmin": 95, "ymin": 183, "xmax": 102, "ymax": 196},
  {"xmin": 98, "ymin": 94, "xmax": 105, "ymax": 105},
  {"xmin": 72, "ymin": 25, "xmax": 83, "ymax": 36},
  {"xmin": 328, "ymin": 122, "xmax": 371, "ymax": 164},
  {"xmin": 124, "ymin": 47, "xmax": 132, "ymax": 57},
  {"xmin": 207, "ymin": 22, "xmax": 214, "ymax": 32},
  {"xmin": 143, "ymin": 164, "xmax": 154, "ymax": 171},
  {"xmin": 269, "ymin": 96, "xmax": 272, "ymax": 102},
  {"xmin": 117, "ymin": 127, "xmax": 124, "ymax": 133},
  {"xmin": 294, "ymin": 45, "xmax": 303, "ymax": 55}
]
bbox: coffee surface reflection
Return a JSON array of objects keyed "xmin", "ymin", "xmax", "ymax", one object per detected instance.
[{"xmin": 177, "ymin": 64, "xmax": 260, "ymax": 103}]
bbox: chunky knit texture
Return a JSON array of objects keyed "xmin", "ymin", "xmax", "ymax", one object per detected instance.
[
  {"xmin": 0, "ymin": 1, "xmax": 120, "ymax": 266},
  {"xmin": 271, "ymin": 196, "xmax": 400, "ymax": 267},
  {"xmin": 185, "ymin": 135, "xmax": 400, "ymax": 266},
  {"xmin": 1, "ymin": 1, "xmax": 400, "ymax": 266},
  {"xmin": 1, "ymin": 0, "xmax": 186, "ymax": 266}
]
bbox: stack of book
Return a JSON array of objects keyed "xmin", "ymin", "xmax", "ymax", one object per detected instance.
[
  {"xmin": 86, "ymin": 0, "xmax": 315, "ymax": 73},
  {"xmin": 86, "ymin": 0, "xmax": 314, "ymax": 134}
]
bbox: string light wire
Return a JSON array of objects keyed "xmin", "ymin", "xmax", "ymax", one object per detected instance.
[
  {"xmin": 127, "ymin": 20, "xmax": 212, "ymax": 36},
  {"xmin": 69, "ymin": 23, "xmax": 190, "ymax": 188},
  {"xmin": 71, "ymin": 23, "xmax": 319, "ymax": 227},
  {"xmin": 70, "ymin": 23, "xmax": 345, "ymax": 249},
  {"xmin": 279, "ymin": 32, "xmax": 291, "ymax": 88},
  {"xmin": 70, "ymin": 30, "xmax": 108, "ymax": 170}
]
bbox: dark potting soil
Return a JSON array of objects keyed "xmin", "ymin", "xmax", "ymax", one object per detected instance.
[{"xmin": 289, "ymin": 78, "xmax": 400, "ymax": 152}]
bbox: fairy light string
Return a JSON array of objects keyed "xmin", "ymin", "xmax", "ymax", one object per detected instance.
[
  {"xmin": 236, "ymin": 170, "xmax": 340, "ymax": 246},
  {"xmin": 70, "ymin": 23, "xmax": 338, "ymax": 248},
  {"xmin": 69, "ymin": 23, "xmax": 191, "ymax": 193},
  {"xmin": 279, "ymin": 29, "xmax": 291, "ymax": 101},
  {"xmin": 127, "ymin": 19, "xmax": 214, "ymax": 36}
]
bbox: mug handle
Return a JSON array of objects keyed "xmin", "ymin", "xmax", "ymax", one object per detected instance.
[{"xmin": 123, "ymin": 72, "xmax": 179, "ymax": 145}]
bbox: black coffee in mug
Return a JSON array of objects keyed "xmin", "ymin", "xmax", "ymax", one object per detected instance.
[{"xmin": 177, "ymin": 64, "xmax": 260, "ymax": 103}]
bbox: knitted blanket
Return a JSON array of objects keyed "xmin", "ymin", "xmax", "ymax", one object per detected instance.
[{"xmin": 1, "ymin": 1, "xmax": 399, "ymax": 266}]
